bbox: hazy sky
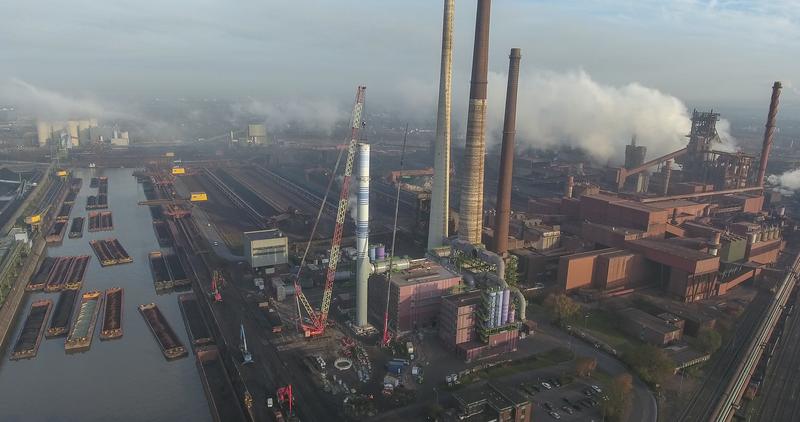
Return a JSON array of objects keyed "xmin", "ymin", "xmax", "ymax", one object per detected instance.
[{"xmin": 2, "ymin": 0, "xmax": 798, "ymax": 108}]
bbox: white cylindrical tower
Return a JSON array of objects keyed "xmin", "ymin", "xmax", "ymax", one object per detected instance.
[{"xmin": 356, "ymin": 143, "xmax": 371, "ymax": 327}]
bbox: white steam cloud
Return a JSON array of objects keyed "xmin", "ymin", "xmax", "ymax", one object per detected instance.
[
  {"xmin": 768, "ymin": 169, "xmax": 800, "ymax": 194},
  {"xmin": 238, "ymin": 98, "xmax": 347, "ymax": 136},
  {"xmin": 483, "ymin": 70, "xmax": 738, "ymax": 163},
  {"xmin": 0, "ymin": 78, "xmax": 130, "ymax": 120}
]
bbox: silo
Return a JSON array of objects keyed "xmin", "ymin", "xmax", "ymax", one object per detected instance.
[
  {"xmin": 500, "ymin": 289, "xmax": 510, "ymax": 325},
  {"xmin": 67, "ymin": 121, "xmax": 80, "ymax": 147},
  {"xmin": 36, "ymin": 121, "xmax": 51, "ymax": 147},
  {"xmin": 487, "ymin": 291, "xmax": 497, "ymax": 328},
  {"xmin": 494, "ymin": 289, "xmax": 503, "ymax": 328},
  {"xmin": 248, "ymin": 124, "xmax": 267, "ymax": 145}
]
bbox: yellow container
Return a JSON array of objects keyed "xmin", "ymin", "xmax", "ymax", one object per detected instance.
[
  {"xmin": 190, "ymin": 192, "xmax": 208, "ymax": 202},
  {"xmin": 171, "ymin": 167, "xmax": 186, "ymax": 175}
]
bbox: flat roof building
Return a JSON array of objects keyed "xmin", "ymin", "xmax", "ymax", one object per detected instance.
[{"xmin": 243, "ymin": 229, "xmax": 288, "ymax": 270}]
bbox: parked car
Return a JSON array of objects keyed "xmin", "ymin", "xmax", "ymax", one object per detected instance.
[
  {"xmin": 543, "ymin": 402, "xmax": 554, "ymax": 411},
  {"xmin": 548, "ymin": 411, "xmax": 561, "ymax": 420},
  {"xmin": 561, "ymin": 405, "xmax": 575, "ymax": 415},
  {"xmin": 541, "ymin": 382, "xmax": 552, "ymax": 390},
  {"xmin": 591, "ymin": 385, "xmax": 603, "ymax": 393}
]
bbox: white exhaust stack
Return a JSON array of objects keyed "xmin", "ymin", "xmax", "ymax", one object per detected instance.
[
  {"xmin": 428, "ymin": 0, "xmax": 455, "ymax": 250},
  {"xmin": 356, "ymin": 143, "xmax": 371, "ymax": 327}
]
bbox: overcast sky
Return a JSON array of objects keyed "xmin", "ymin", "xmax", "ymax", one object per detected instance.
[{"xmin": 1, "ymin": 1, "xmax": 799, "ymax": 120}]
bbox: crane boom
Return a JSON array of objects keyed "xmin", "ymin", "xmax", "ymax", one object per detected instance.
[{"xmin": 294, "ymin": 86, "xmax": 366, "ymax": 336}]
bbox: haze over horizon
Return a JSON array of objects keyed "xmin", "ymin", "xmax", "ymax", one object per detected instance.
[{"xmin": 1, "ymin": 0, "xmax": 798, "ymax": 161}]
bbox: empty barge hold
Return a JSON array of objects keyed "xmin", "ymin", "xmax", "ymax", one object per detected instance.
[
  {"xmin": 196, "ymin": 346, "xmax": 247, "ymax": 422},
  {"xmin": 10, "ymin": 299, "xmax": 52, "ymax": 360},
  {"xmin": 99, "ymin": 184, "xmax": 108, "ymax": 195},
  {"xmin": 90, "ymin": 177, "xmax": 99, "ymax": 188},
  {"xmin": 97, "ymin": 194, "xmax": 108, "ymax": 209},
  {"xmin": 27, "ymin": 257, "xmax": 55, "ymax": 291},
  {"xmin": 86, "ymin": 195, "xmax": 98, "ymax": 209},
  {"xmin": 68, "ymin": 217, "xmax": 84, "ymax": 238},
  {"xmin": 65, "ymin": 291, "xmax": 103, "ymax": 353},
  {"xmin": 153, "ymin": 221, "xmax": 172, "ymax": 246},
  {"xmin": 69, "ymin": 177, "xmax": 83, "ymax": 191},
  {"xmin": 165, "ymin": 252, "xmax": 189, "ymax": 287},
  {"xmin": 46, "ymin": 220, "xmax": 67, "ymax": 244},
  {"xmin": 88, "ymin": 211, "xmax": 113, "ymax": 232},
  {"xmin": 178, "ymin": 294, "xmax": 213, "ymax": 350},
  {"xmin": 149, "ymin": 251, "xmax": 174, "ymax": 290},
  {"xmin": 100, "ymin": 287, "xmax": 123, "ymax": 340},
  {"xmin": 47, "ymin": 289, "xmax": 78, "ymax": 338},
  {"xmin": 138, "ymin": 303, "xmax": 187, "ymax": 360}
]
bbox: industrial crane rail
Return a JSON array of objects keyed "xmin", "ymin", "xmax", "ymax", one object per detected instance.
[
  {"xmin": 224, "ymin": 170, "xmax": 288, "ymax": 215},
  {"xmin": 201, "ymin": 168, "xmax": 265, "ymax": 226},
  {"xmin": 711, "ymin": 250, "xmax": 800, "ymax": 421},
  {"xmin": 252, "ymin": 165, "xmax": 338, "ymax": 217}
]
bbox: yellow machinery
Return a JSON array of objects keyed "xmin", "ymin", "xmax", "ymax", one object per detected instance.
[
  {"xmin": 190, "ymin": 192, "xmax": 208, "ymax": 202},
  {"xmin": 24, "ymin": 214, "xmax": 42, "ymax": 225},
  {"xmin": 171, "ymin": 166, "xmax": 186, "ymax": 175},
  {"xmin": 56, "ymin": 169, "xmax": 69, "ymax": 177},
  {"xmin": 165, "ymin": 152, "xmax": 175, "ymax": 157}
]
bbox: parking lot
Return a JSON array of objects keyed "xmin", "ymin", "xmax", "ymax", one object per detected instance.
[{"xmin": 509, "ymin": 370, "xmax": 604, "ymax": 421}]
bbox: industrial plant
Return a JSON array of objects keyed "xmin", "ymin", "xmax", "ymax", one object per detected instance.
[{"xmin": 0, "ymin": 1, "xmax": 798, "ymax": 422}]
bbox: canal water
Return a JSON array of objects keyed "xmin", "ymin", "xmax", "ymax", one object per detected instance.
[{"xmin": 0, "ymin": 168, "xmax": 211, "ymax": 422}]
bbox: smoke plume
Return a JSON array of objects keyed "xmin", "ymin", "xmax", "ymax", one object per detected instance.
[
  {"xmin": 482, "ymin": 69, "xmax": 738, "ymax": 163},
  {"xmin": 768, "ymin": 169, "xmax": 800, "ymax": 193}
]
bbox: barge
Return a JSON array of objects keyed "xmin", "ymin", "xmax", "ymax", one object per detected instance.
[
  {"xmin": 26, "ymin": 257, "xmax": 55, "ymax": 291},
  {"xmin": 64, "ymin": 190, "xmax": 77, "ymax": 205},
  {"xmin": 149, "ymin": 251, "xmax": 174, "ymax": 290},
  {"xmin": 153, "ymin": 220, "xmax": 172, "ymax": 246},
  {"xmin": 196, "ymin": 346, "xmax": 248, "ymax": 422},
  {"xmin": 56, "ymin": 203, "xmax": 72, "ymax": 221},
  {"xmin": 10, "ymin": 299, "xmax": 52, "ymax": 360},
  {"xmin": 100, "ymin": 287, "xmax": 123, "ymax": 340},
  {"xmin": 65, "ymin": 291, "xmax": 103, "ymax": 353},
  {"xmin": 64, "ymin": 255, "xmax": 90, "ymax": 290},
  {"xmin": 47, "ymin": 289, "xmax": 78, "ymax": 338},
  {"xmin": 178, "ymin": 294, "xmax": 214, "ymax": 350},
  {"xmin": 138, "ymin": 303, "xmax": 187, "ymax": 360},
  {"xmin": 97, "ymin": 194, "xmax": 108, "ymax": 209},
  {"xmin": 90, "ymin": 177, "xmax": 99, "ymax": 188},
  {"xmin": 90, "ymin": 238, "xmax": 133, "ymax": 266},
  {"xmin": 69, "ymin": 177, "xmax": 83, "ymax": 192},
  {"xmin": 68, "ymin": 217, "xmax": 84, "ymax": 238},
  {"xmin": 165, "ymin": 252, "xmax": 190, "ymax": 287},
  {"xmin": 46, "ymin": 220, "xmax": 67, "ymax": 244},
  {"xmin": 88, "ymin": 211, "xmax": 114, "ymax": 232}
]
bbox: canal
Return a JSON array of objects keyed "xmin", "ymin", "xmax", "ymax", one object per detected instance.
[{"xmin": 0, "ymin": 168, "xmax": 211, "ymax": 422}]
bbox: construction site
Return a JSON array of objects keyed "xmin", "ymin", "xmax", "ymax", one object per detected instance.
[{"xmin": 0, "ymin": 2, "xmax": 798, "ymax": 422}]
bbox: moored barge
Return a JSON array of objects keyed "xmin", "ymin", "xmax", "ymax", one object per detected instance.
[
  {"xmin": 108, "ymin": 238, "xmax": 132, "ymax": 263},
  {"xmin": 64, "ymin": 255, "xmax": 90, "ymax": 290},
  {"xmin": 44, "ymin": 257, "xmax": 72, "ymax": 292},
  {"xmin": 55, "ymin": 203, "xmax": 72, "ymax": 222},
  {"xmin": 90, "ymin": 177, "xmax": 99, "ymax": 188},
  {"xmin": 10, "ymin": 299, "xmax": 52, "ymax": 360},
  {"xmin": 46, "ymin": 220, "xmax": 67, "ymax": 244},
  {"xmin": 153, "ymin": 220, "xmax": 172, "ymax": 246},
  {"xmin": 165, "ymin": 252, "xmax": 189, "ymax": 287},
  {"xmin": 149, "ymin": 251, "xmax": 174, "ymax": 290},
  {"xmin": 100, "ymin": 287, "xmax": 123, "ymax": 340},
  {"xmin": 26, "ymin": 257, "xmax": 55, "ymax": 291},
  {"xmin": 68, "ymin": 217, "xmax": 84, "ymax": 238},
  {"xmin": 138, "ymin": 303, "xmax": 187, "ymax": 360},
  {"xmin": 65, "ymin": 291, "xmax": 103, "ymax": 353},
  {"xmin": 196, "ymin": 346, "xmax": 248, "ymax": 422},
  {"xmin": 90, "ymin": 238, "xmax": 132, "ymax": 266},
  {"xmin": 88, "ymin": 211, "xmax": 114, "ymax": 232},
  {"xmin": 178, "ymin": 294, "xmax": 213, "ymax": 350},
  {"xmin": 47, "ymin": 289, "xmax": 78, "ymax": 338}
]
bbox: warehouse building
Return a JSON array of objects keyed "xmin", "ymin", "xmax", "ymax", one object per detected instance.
[{"xmin": 243, "ymin": 229, "xmax": 288, "ymax": 271}]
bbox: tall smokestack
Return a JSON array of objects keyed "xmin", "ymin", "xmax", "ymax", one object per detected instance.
[
  {"xmin": 757, "ymin": 81, "xmax": 782, "ymax": 187},
  {"xmin": 355, "ymin": 143, "xmax": 370, "ymax": 327},
  {"xmin": 427, "ymin": 0, "xmax": 455, "ymax": 250},
  {"xmin": 492, "ymin": 48, "xmax": 522, "ymax": 255},
  {"xmin": 459, "ymin": 0, "xmax": 491, "ymax": 244}
]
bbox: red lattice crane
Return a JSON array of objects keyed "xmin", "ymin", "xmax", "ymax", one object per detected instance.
[{"xmin": 293, "ymin": 86, "xmax": 366, "ymax": 337}]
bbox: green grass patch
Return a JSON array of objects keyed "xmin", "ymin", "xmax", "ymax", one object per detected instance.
[{"xmin": 571, "ymin": 309, "xmax": 631, "ymax": 349}]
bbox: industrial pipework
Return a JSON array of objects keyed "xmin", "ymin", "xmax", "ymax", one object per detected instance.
[
  {"xmin": 450, "ymin": 239, "xmax": 527, "ymax": 322},
  {"xmin": 492, "ymin": 48, "xmax": 522, "ymax": 255},
  {"xmin": 355, "ymin": 143, "xmax": 370, "ymax": 327},
  {"xmin": 427, "ymin": 0, "xmax": 455, "ymax": 250},
  {"xmin": 459, "ymin": 0, "xmax": 491, "ymax": 244},
  {"xmin": 757, "ymin": 81, "xmax": 782, "ymax": 187}
]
